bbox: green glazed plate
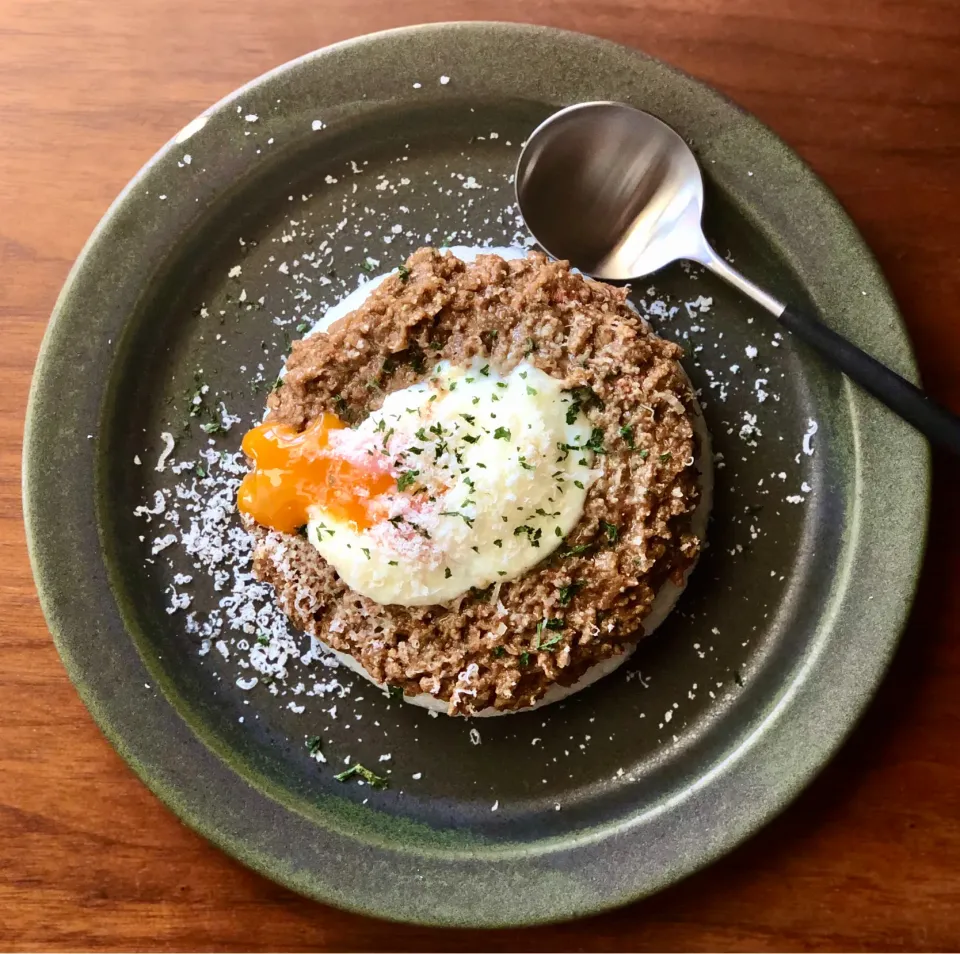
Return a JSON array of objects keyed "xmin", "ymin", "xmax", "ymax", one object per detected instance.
[{"xmin": 24, "ymin": 22, "xmax": 929, "ymax": 927}]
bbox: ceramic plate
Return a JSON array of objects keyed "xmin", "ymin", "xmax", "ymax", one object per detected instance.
[{"xmin": 24, "ymin": 23, "xmax": 929, "ymax": 927}]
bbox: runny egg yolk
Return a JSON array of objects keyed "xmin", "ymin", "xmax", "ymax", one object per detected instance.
[{"xmin": 237, "ymin": 413, "xmax": 395, "ymax": 533}]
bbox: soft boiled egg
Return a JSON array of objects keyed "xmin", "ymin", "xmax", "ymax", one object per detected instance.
[{"xmin": 238, "ymin": 359, "xmax": 597, "ymax": 606}]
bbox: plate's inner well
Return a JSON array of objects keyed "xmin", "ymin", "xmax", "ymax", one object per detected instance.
[{"xmin": 102, "ymin": 98, "xmax": 847, "ymax": 848}]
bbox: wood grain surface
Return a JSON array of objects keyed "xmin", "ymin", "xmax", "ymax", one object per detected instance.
[{"xmin": 3, "ymin": 0, "xmax": 960, "ymax": 950}]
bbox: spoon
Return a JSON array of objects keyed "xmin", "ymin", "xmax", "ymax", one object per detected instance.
[{"xmin": 515, "ymin": 101, "xmax": 960, "ymax": 454}]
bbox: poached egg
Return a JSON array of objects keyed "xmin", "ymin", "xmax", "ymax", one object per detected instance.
[{"xmin": 239, "ymin": 359, "xmax": 596, "ymax": 606}]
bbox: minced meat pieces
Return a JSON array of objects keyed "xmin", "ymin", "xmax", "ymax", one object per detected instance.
[{"xmin": 248, "ymin": 248, "xmax": 704, "ymax": 715}]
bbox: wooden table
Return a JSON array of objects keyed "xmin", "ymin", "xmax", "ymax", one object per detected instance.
[{"xmin": 3, "ymin": 1, "xmax": 960, "ymax": 949}]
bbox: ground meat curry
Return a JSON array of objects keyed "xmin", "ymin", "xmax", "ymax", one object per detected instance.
[{"xmin": 248, "ymin": 248, "xmax": 704, "ymax": 715}]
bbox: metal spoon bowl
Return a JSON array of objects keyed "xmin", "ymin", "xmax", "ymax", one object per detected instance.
[{"xmin": 516, "ymin": 102, "xmax": 960, "ymax": 454}]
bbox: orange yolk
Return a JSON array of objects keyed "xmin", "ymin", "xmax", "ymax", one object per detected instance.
[{"xmin": 237, "ymin": 413, "xmax": 395, "ymax": 534}]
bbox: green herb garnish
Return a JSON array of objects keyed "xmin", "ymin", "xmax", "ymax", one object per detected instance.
[
  {"xmin": 440, "ymin": 511, "xmax": 475, "ymax": 527},
  {"xmin": 558, "ymin": 581, "xmax": 584, "ymax": 606},
  {"xmin": 493, "ymin": 426, "xmax": 511, "ymax": 441},
  {"xmin": 534, "ymin": 618, "xmax": 564, "ymax": 648},
  {"xmin": 564, "ymin": 385, "xmax": 605, "ymax": 425},
  {"xmin": 396, "ymin": 470, "xmax": 420, "ymax": 492},
  {"xmin": 334, "ymin": 763, "xmax": 389, "ymax": 789},
  {"xmin": 585, "ymin": 428, "xmax": 606, "ymax": 454},
  {"xmin": 513, "ymin": 524, "xmax": 542, "ymax": 548}
]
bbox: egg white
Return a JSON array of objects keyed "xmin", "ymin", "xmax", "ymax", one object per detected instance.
[{"xmin": 306, "ymin": 359, "xmax": 596, "ymax": 606}]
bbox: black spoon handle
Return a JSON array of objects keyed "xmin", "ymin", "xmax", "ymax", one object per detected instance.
[{"xmin": 778, "ymin": 304, "xmax": 960, "ymax": 454}]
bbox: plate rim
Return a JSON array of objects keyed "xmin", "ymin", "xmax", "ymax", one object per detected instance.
[{"xmin": 23, "ymin": 20, "xmax": 931, "ymax": 927}]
